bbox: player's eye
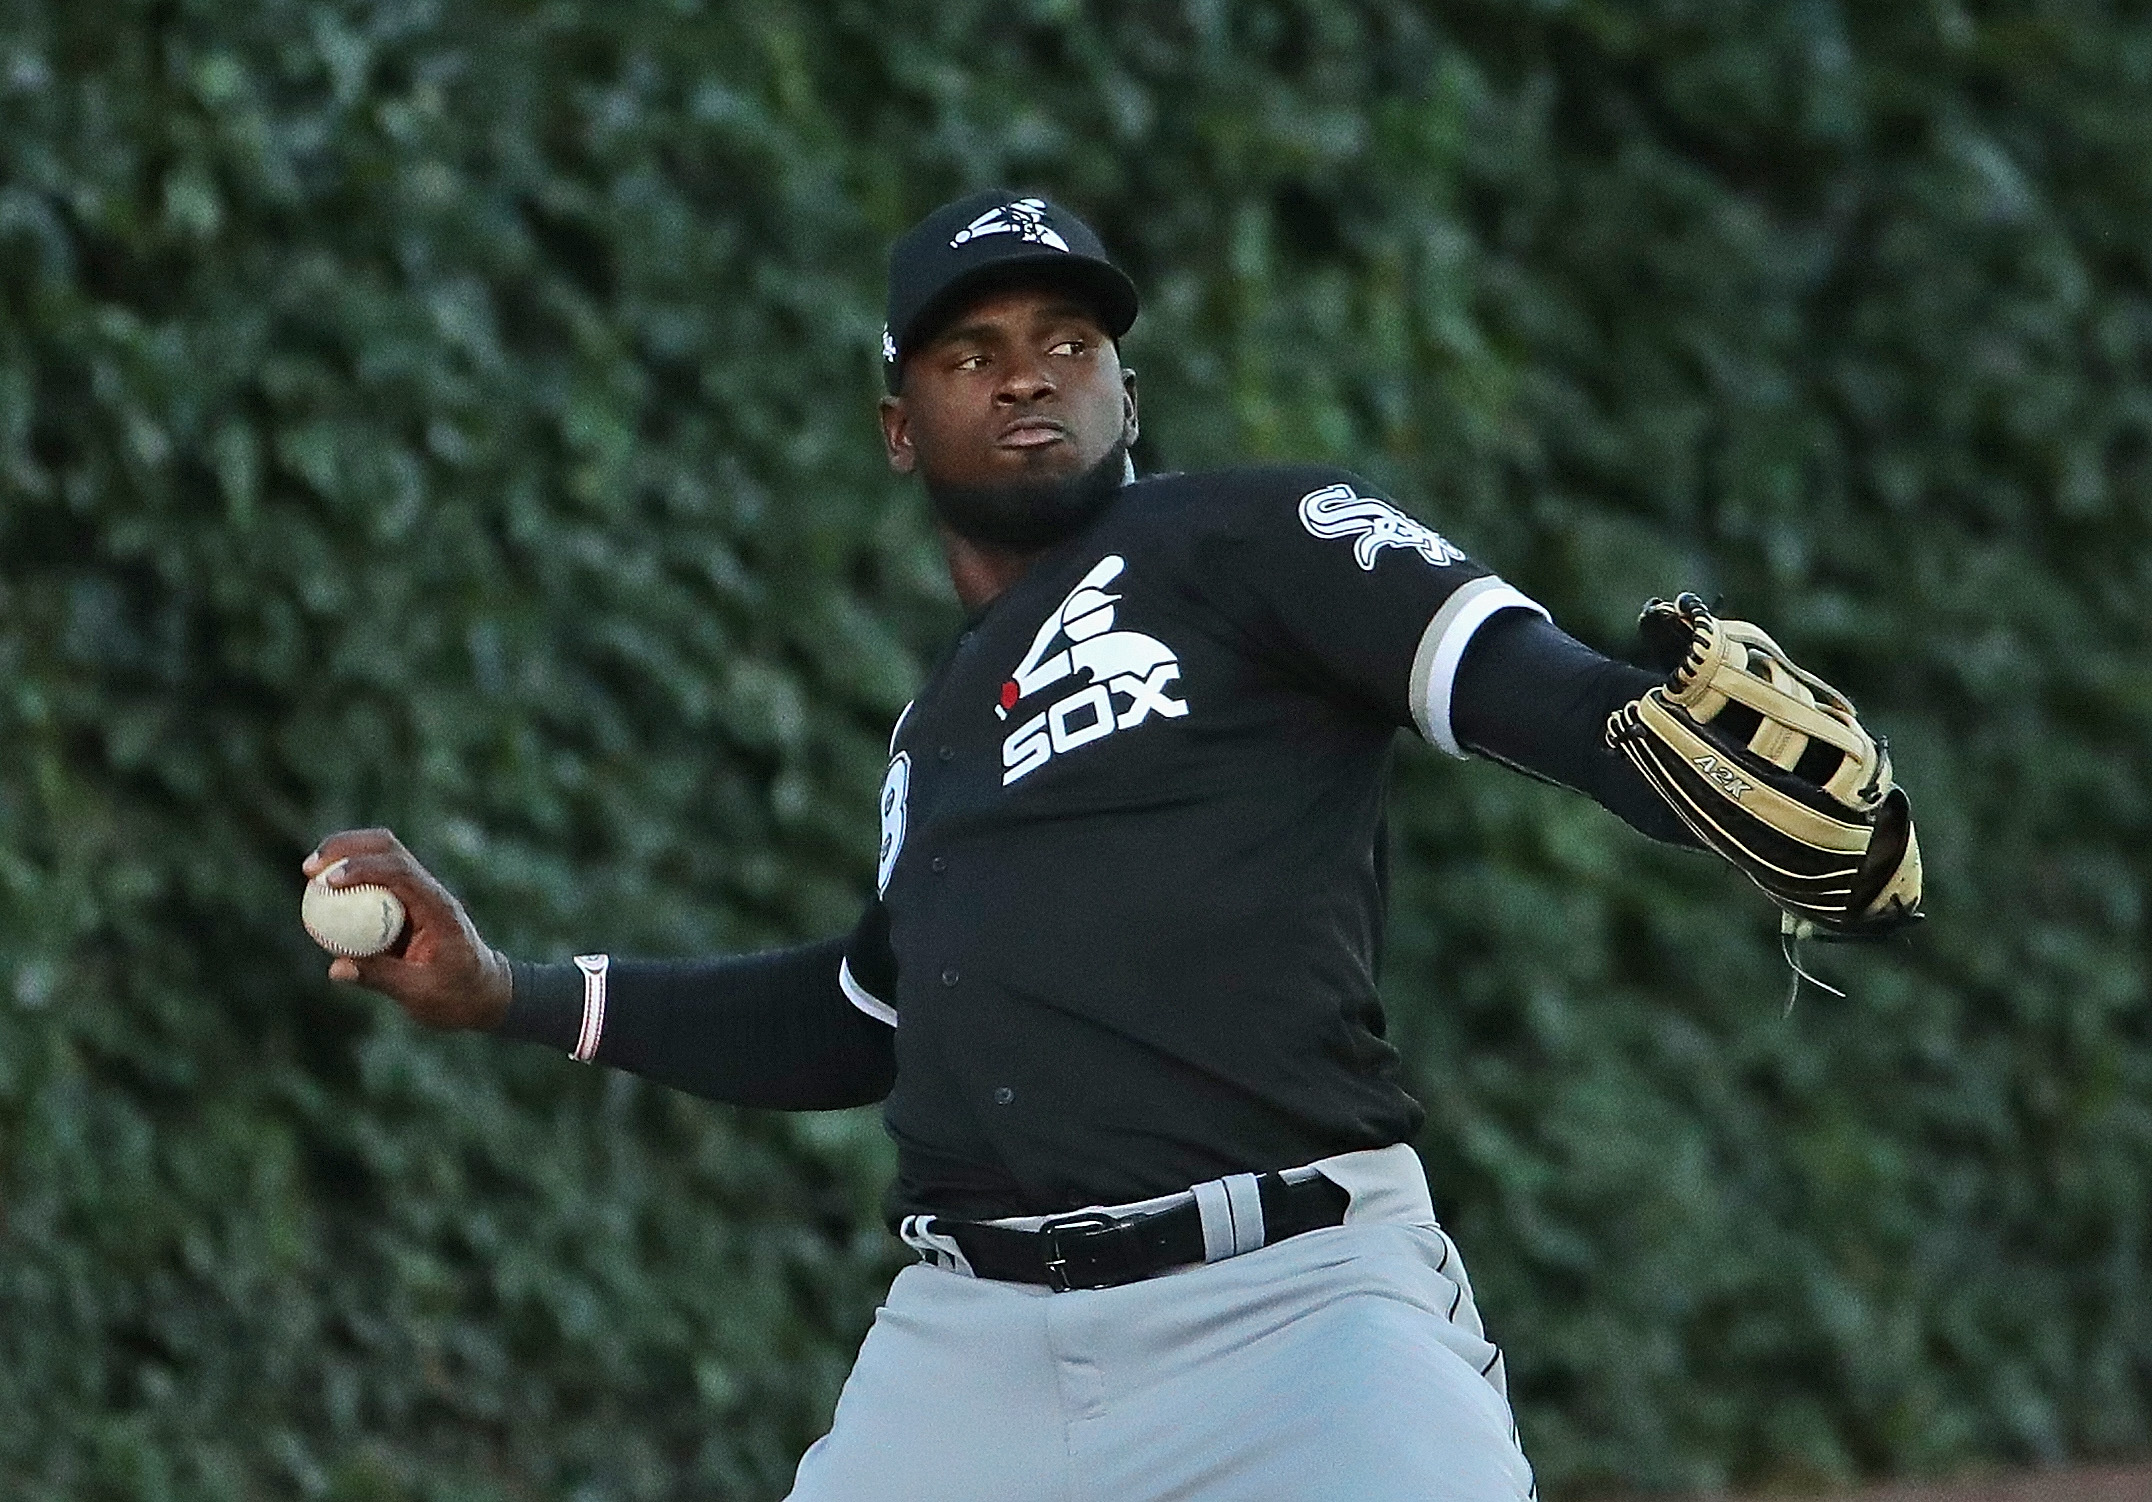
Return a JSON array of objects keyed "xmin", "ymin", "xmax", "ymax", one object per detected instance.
[
  {"xmin": 1049, "ymin": 337, "xmax": 1087, "ymax": 357},
  {"xmin": 953, "ymin": 351, "xmax": 991, "ymax": 372}
]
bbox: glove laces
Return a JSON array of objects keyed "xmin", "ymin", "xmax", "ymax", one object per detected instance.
[{"xmin": 1779, "ymin": 913, "xmax": 1847, "ymax": 1016}]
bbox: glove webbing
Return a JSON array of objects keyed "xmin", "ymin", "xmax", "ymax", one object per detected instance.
[{"xmin": 1662, "ymin": 617, "xmax": 1889, "ymax": 810}]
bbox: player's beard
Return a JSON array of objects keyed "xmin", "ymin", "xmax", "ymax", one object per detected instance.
[{"xmin": 923, "ymin": 439, "xmax": 1130, "ymax": 552}]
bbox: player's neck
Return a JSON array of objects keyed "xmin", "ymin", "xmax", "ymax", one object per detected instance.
[{"xmin": 938, "ymin": 526, "xmax": 1047, "ymax": 610}]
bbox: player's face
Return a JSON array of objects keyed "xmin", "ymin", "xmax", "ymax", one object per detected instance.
[{"xmin": 878, "ymin": 285, "xmax": 1139, "ymax": 493}]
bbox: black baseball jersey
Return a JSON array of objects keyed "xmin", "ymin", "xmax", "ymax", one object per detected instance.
[{"xmin": 840, "ymin": 464, "xmax": 1546, "ymax": 1220}]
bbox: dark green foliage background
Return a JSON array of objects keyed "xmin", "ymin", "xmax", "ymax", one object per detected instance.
[{"xmin": 2, "ymin": 1, "xmax": 2146, "ymax": 1497}]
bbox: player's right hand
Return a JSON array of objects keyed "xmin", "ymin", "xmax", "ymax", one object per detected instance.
[{"xmin": 302, "ymin": 829, "xmax": 513, "ymax": 1032}]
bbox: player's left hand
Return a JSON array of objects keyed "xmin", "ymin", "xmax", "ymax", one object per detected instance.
[{"xmin": 1605, "ymin": 594, "xmax": 1923, "ymax": 939}]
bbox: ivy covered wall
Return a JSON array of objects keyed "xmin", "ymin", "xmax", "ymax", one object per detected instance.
[{"xmin": 2, "ymin": 2, "xmax": 2146, "ymax": 1497}]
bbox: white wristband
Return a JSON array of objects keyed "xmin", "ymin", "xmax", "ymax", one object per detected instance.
[{"xmin": 570, "ymin": 953, "xmax": 610, "ymax": 1063}]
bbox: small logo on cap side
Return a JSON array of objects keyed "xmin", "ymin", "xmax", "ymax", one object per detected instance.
[
  {"xmin": 950, "ymin": 198, "xmax": 1071, "ymax": 253},
  {"xmin": 882, "ymin": 324, "xmax": 898, "ymax": 363}
]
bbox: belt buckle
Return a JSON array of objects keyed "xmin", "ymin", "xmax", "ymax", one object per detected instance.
[{"xmin": 1038, "ymin": 1211, "xmax": 1121, "ymax": 1292}]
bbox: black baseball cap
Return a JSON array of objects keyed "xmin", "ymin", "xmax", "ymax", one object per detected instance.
[{"xmin": 883, "ymin": 189, "xmax": 1139, "ymax": 392}]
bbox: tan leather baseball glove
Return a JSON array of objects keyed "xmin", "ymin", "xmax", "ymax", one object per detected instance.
[{"xmin": 1606, "ymin": 593, "xmax": 1923, "ymax": 939}]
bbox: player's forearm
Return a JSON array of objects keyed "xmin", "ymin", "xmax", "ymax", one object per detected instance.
[
  {"xmin": 1452, "ymin": 609, "xmax": 1702, "ymax": 847},
  {"xmin": 497, "ymin": 936, "xmax": 896, "ymax": 1110}
]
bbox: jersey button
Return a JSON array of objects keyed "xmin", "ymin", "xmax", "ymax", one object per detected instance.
[
  {"xmin": 937, "ymin": 745, "xmax": 955, "ymax": 762},
  {"xmin": 992, "ymin": 1086, "xmax": 1016, "ymax": 1106},
  {"xmin": 929, "ymin": 856, "xmax": 947, "ymax": 874},
  {"xmin": 940, "ymin": 967, "xmax": 960, "ymax": 988}
]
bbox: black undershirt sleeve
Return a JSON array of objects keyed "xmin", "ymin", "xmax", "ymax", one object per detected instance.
[
  {"xmin": 1451, "ymin": 608, "xmax": 1702, "ymax": 848},
  {"xmin": 495, "ymin": 935, "xmax": 896, "ymax": 1111}
]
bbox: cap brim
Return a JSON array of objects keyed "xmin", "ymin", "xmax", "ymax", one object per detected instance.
[{"xmin": 896, "ymin": 255, "xmax": 1139, "ymax": 366}]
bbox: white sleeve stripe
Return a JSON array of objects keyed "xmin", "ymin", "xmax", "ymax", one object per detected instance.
[
  {"xmin": 1408, "ymin": 578, "xmax": 1550, "ymax": 759},
  {"xmin": 838, "ymin": 957, "xmax": 898, "ymax": 1027},
  {"xmin": 570, "ymin": 953, "xmax": 610, "ymax": 1063}
]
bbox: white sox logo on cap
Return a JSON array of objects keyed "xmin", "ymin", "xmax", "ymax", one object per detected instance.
[{"xmin": 950, "ymin": 197, "xmax": 1072, "ymax": 253}]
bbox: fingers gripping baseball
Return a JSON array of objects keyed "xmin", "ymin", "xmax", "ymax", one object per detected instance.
[{"xmin": 302, "ymin": 829, "xmax": 512, "ymax": 1031}]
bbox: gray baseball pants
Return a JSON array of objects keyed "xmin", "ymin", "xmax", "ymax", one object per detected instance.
[{"xmin": 784, "ymin": 1144, "xmax": 1536, "ymax": 1502}]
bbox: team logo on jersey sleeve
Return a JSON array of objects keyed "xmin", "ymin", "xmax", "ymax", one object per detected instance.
[
  {"xmin": 996, "ymin": 555, "xmax": 1187, "ymax": 785},
  {"xmin": 1298, "ymin": 483, "xmax": 1467, "ymax": 570}
]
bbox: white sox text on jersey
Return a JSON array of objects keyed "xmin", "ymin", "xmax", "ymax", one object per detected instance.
[{"xmin": 996, "ymin": 555, "xmax": 1189, "ymax": 785}]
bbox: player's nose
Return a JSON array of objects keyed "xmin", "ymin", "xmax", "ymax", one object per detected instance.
[{"xmin": 993, "ymin": 352, "xmax": 1056, "ymax": 404}]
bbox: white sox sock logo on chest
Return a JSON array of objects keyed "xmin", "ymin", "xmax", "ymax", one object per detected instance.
[{"xmin": 998, "ymin": 555, "xmax": 1188, "ymax": 785}]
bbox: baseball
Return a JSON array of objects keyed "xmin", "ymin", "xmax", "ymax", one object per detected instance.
[{"xmin": 302, "ymin": 866, "xmax": 406, "ymax": 958}]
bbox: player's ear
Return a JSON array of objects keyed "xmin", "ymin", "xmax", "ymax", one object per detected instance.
[
  {"xmin": 1120, "ymin": 367, "xmax": 1139, "ymax": 450},
  {"xmin": 879, "ymin": 394, "xmax": 916, "ymax": 475}
]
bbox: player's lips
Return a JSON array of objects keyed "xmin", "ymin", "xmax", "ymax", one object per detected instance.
[{"xmin": 996, "ymin": 417, "xmax": 1067, "ymax": 449}]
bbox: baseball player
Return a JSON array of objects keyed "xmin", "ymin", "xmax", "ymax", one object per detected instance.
[{"xmin": 310, "ymin": 190, "xmax": 1921, "ymax": 1501}]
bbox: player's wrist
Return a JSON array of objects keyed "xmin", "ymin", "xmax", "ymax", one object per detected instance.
[
  {"xmin": 467, "ymin": 945, "xmax": 514, "ymax": 1031},
  {"xmin": 493, "ymin": 957, "xmax": 588, "ymax": 1050}
]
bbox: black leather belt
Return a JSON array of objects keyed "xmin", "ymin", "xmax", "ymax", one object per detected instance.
[{"xmin": 931, "ymin": 1172, "xmax": 1350, "ymax": 1292}]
